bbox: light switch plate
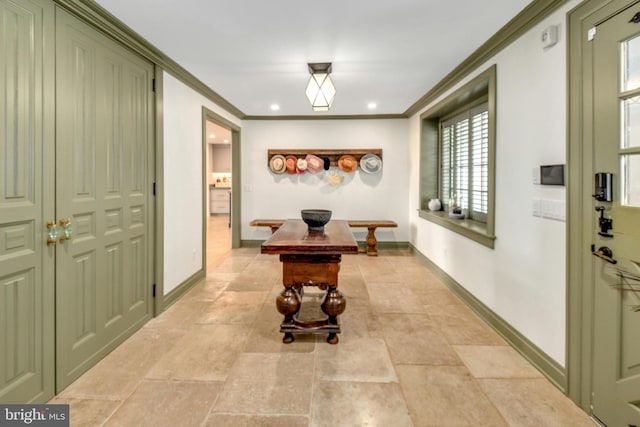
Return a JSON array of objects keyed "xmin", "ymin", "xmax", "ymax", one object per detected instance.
[{"xmin": 532, "ymin": 199, "xmax": 541, "ymax": 217}]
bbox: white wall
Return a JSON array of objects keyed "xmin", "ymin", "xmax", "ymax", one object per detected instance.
[
  {"xmin": 163, "ymin": 72, "xmax": 241, "ymax": 295},
  {"xmin": 241, "ymin": 119, "xmax": 410, "ymax": 243},
  {"xmin": 409, "ymin": 1, "xmax": 580, "ymax": 365}
]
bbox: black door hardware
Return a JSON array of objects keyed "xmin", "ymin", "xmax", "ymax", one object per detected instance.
[{"xmin": 595, "ymin": 206, "xmax": 613, "ymax": 237}]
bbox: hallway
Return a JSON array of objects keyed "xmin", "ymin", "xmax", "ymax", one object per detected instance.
[{"xmin": 50, "ymin": 217, "xmax": 592, "ymax": 426}]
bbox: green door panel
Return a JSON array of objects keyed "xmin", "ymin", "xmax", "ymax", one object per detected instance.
[
  {"xmin": 55, "ymin": 7, "xmax": 154, "ymax": 392},
  {"xmin": 0, "ymin": 0, "xmax": 55, "ymax": 404}
]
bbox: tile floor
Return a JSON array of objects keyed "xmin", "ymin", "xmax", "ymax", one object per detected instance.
[{"xmin": 50, "ymin": 216, "xmax": 594, "ymax": 426}]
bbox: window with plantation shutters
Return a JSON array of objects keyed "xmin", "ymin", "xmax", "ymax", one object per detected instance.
[
  {"xmin": 440, "ymin": 103, "xmax": 488, "ymax": 223},
  {"xmin": 418, "ymin": 65, "xmax": 495, "ymax": 248}
]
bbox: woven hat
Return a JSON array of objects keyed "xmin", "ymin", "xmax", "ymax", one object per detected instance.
[
  {"xmin": 285, "ymin": 155, "xmax": 297, "ymax": 174},
  {"xmin": 327, "ymin": 170, "xmax": 344, "ymax": 186},
  {"xmin": 296, "ymin": 158, "xmax": 308, "ymax": 174},
  {"xmin": 306, "ymin": 154, "xmax": 324, "ymax": 173},
  {"xmin": 338, "ymin": 155, "xmax": 358, "ymax": 173},
  {"xmin": 269, "ymin": 155, "xmax": 286, "ymax": 174},
  {"xmin": 360, "ymin": 153, "xmax": 382, "ymax": 174}
]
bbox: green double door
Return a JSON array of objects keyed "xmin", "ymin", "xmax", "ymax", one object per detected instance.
[{"xmin": 1, "ymin": 0, "xmax": 154, "ymax": 403}]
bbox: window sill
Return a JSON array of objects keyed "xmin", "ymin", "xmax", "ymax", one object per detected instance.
[{"xmin": 418, "ymin": 209, "xmax": 496, "ymax": 249}]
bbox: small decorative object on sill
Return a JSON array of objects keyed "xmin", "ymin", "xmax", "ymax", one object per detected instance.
[
  {"xmin": 427, "ymin": 198, "xmax": 441, "ymax": 211},
  {"xmin": 448, "ymin": 195, "xmax": 464, "ymax": 219},
  {"xmin": 449, "ymin": 211, "xmax": 465, "ymax": 219}
]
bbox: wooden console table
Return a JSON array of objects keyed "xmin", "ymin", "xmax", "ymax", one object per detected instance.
[
  {"xmin": 251, "ymin": 218, "xmax": 397, "ymax": 256},
  {"xmin": 261, "ymin": 219, "xmax": 358, "ymax": 344}
]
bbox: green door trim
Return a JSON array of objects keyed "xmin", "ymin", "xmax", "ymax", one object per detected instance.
[
  {"xmin": 566, "ymin": 0, "xmax": 634, "ymax": 411},
  {"xmin": 202, "ymin": 107, "xmax": 242, "ymax": 251},
  {"xmin": 154, "ymin": 67, "xmax": 165, "ymax": 316}
]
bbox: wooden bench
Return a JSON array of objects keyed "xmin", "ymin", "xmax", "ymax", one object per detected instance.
[{"xmin": 250, "ymin": 219, "xmax": 398, "ymax": 256}]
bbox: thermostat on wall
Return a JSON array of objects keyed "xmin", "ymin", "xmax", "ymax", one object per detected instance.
[{"xmin": 540, "ymin": 164, "xmax": 565, "ymax": 186}]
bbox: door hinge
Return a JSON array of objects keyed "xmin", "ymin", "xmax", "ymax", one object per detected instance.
[
  {"xmin": 153, "ymin": 182, "xmax": 156, "ymax": 195},
  {"xmin": 152, "ymin": 78, "xmax": 156, "ymax": 92},
  {"xmin": 152, "ymin": 284, "xmax": 156, "ymax": 297}
]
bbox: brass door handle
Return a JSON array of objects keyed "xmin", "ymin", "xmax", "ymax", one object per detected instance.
[
  {"xmin": 46, "ymin": 221, "xmax": 58, "ymax": 246},
  {"xmin": 59, "ymin": 219, "xmax": 73, "ymax": 243},
  {"xmin": 592, "ymin": 246, "xmax": 617, "ymax": 264}
]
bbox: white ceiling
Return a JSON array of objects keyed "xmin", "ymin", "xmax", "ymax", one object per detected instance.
[
  {"xmin": 206, "ymin": 120, "xmax": 231, "ymax": 145},
  {"xmin": 96, "ymin": 0, "xmax": 533, "ymax": 116}
]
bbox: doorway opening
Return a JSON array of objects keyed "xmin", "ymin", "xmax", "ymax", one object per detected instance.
[
  {"xmin": 202, "ymin": 108, "xmax": 241, "ymax": 273},
  {"xmin": 206, "ymin": 119, "xmax": 232, "ymax": 270}
]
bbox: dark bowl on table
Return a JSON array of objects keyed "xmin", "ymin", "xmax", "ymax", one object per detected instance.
[{"xmin": 301, "ymin": 209, "xmax": 332, "ymax": 232}]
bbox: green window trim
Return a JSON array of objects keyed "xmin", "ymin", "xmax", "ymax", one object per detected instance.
[{"xmin": 419, "ymin": 65, "xmax": 497, "ymax": 249}]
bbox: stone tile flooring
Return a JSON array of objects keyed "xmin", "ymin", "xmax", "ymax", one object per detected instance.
[{"xmin": 50, "ymin": 217, "xmax": 594, "ymax": 426}]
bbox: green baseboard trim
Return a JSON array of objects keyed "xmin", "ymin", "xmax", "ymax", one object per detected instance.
[
  {"xmin": 409, "ymin": 244, "xmax": 567, "ymax": 392},
  {"xmin": 240, "ymin": 239, "xmax": 263, "ymax": 248},
  {"xmin": 372, "ymin": 241, "xmax": 410, "ymax": 250},
  {"xmin": 240, "ymin": 239, "xmax": 410, "ymax": 251},
  {"xmin": 160, "ymin": 269, "xmax": 205, "ymax": 312}
]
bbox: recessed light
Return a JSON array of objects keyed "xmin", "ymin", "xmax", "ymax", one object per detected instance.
[
  {"xmin": 209, "ymin": 133, "xmax": 215, "ymax": 139},
  {"xmin": 367, "ymin": 102, "xmax": 377, "ymax": 109},
  {"xmin": 223, "ymin": 139, "xmax": 229, "ymax": 143},
  {"xmin": 270, "ymin": 104, "xmax": 280, "ymax": 111}
]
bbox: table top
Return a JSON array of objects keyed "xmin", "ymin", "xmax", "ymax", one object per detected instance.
[{"xmin": 261, "ymin": 219, "xmax": 359, "ymax": 255}]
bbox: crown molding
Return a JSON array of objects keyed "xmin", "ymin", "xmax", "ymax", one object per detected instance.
[
  {"xmin": 243, "ymin": 114, "xmax": 407, "ymax": 121},
  {"xmin": 54, "ymin": 0, "xmax": 245, "ymax": 119},
  {"xmin": 55, "ymin": 0, "xmax": 567, "ymax": 121},
  {"xmin": 404, "ymin": 0, "xmax": 569, "ymax": 117}
]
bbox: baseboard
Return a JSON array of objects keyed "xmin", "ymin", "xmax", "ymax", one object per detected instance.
[
  {"xmin": 240, "ymin": 239, "xmax": 263, "ymax": 248},
  {"xmin": 409, "ymin": 244, "xmax": 567, "ymax": 392},
  {"xmin": 372, "ymin": 241, "xmax": 410, "ymax": 250},
  {"xmin": 160, "ymin": 269, "xmax": 205, "ymax": 311}
]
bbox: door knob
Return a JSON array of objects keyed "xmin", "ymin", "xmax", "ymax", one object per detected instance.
[
  {"xmin": 46, "ymin": 221, "xmax": 58, "ymax": 246},
  {"xmin": 59, "ymin": 219, "xmax": 73, "ymax": 243},
  {"xmin": 592, "ymin": 246, "xmax": 617, "ymax": 264}
]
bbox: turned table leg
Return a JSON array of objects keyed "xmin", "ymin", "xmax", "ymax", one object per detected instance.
[
  {"xmin": 366, "ymin": 226, "xmax": 378, "ymax": 256},
  {"xmin": 276, "ymin": 284, "xmax": 300, "ymax": 343},
  {"xmin": 321, "ymin": 285, "xmax": 346, "ymax": 344}
]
